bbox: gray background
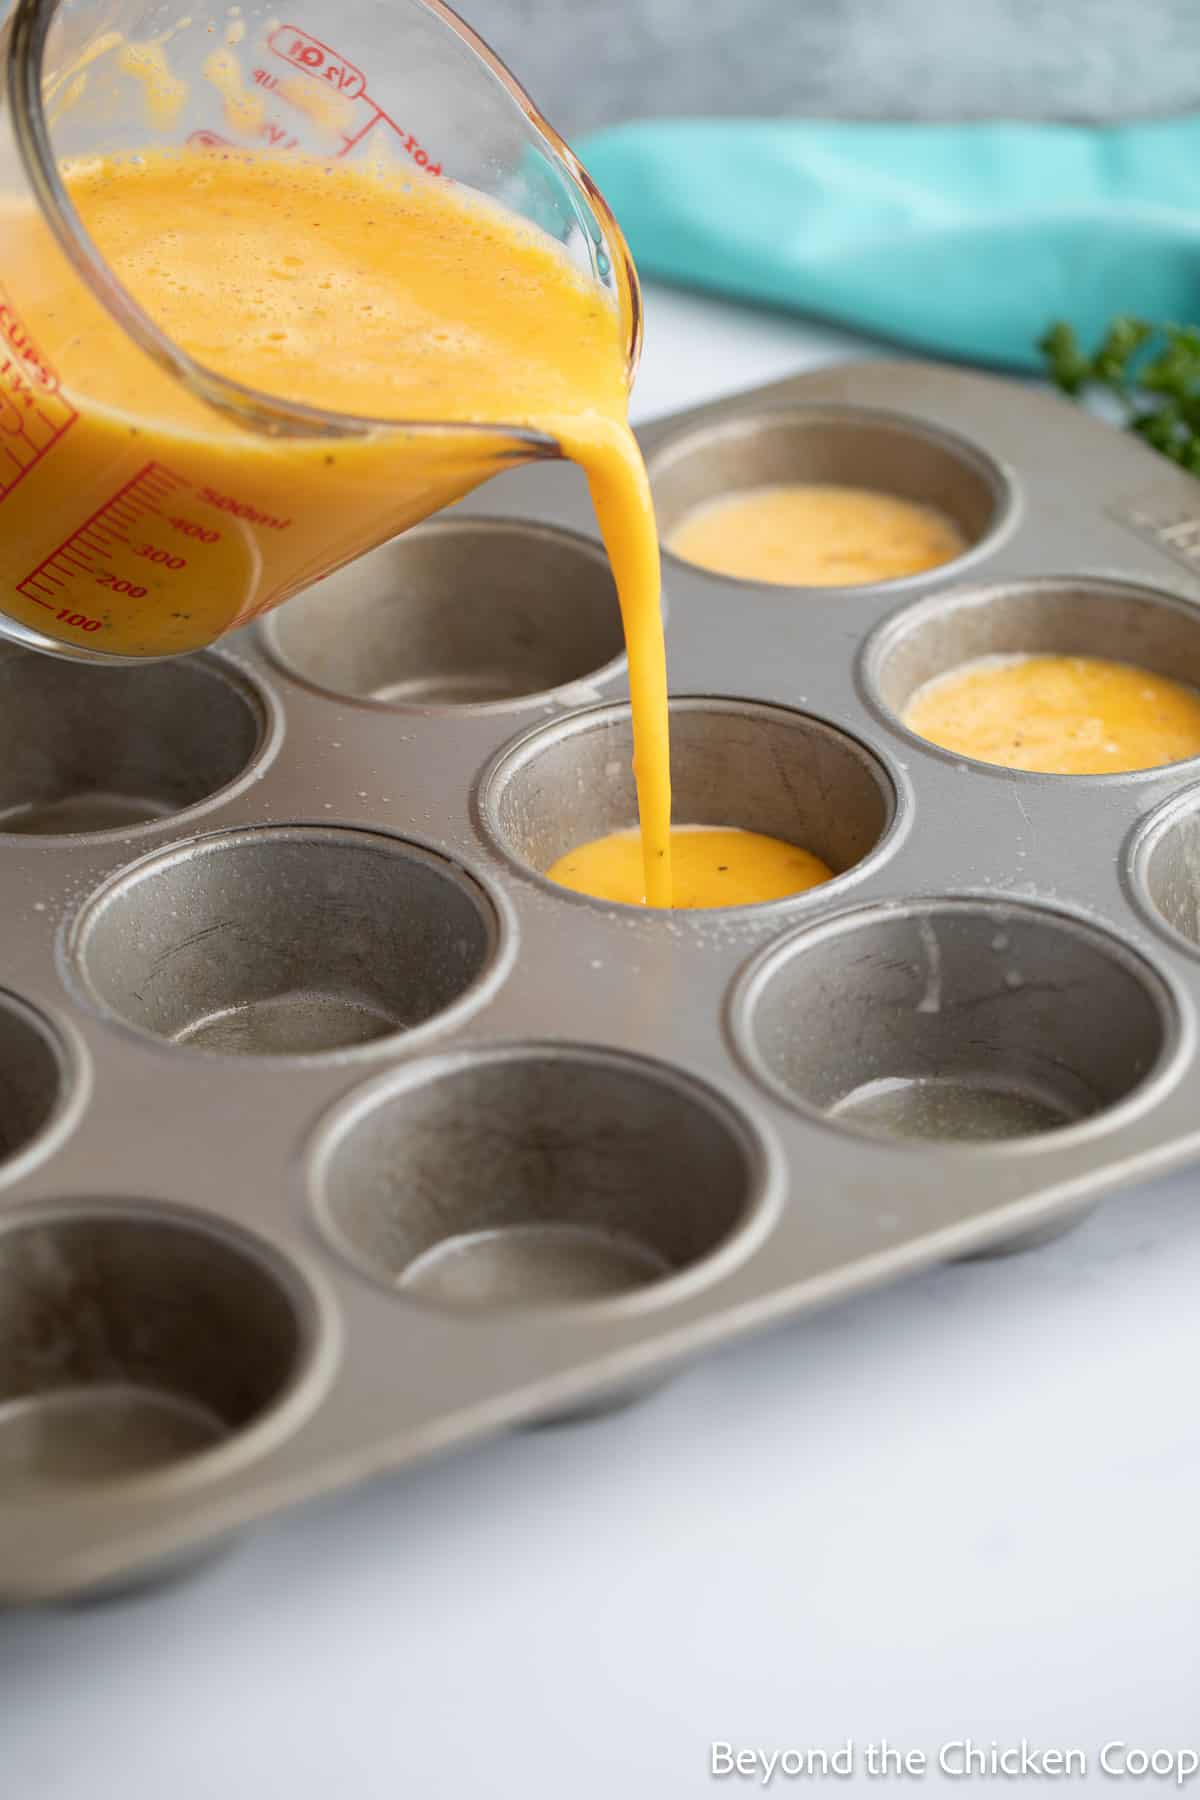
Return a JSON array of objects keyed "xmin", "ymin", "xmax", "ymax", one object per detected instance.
[{"xmin": 469, "ymin": 0, "xmax": 1200, "ymax": 133}]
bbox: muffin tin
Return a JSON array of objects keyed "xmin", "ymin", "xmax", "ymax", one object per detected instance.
[{"xmin": 6, "ymin": 357, "xmax": 1200, "ymax": 1602}]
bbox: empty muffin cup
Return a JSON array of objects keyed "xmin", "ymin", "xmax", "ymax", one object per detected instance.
[
  {"xmin": 311, "ymin": 1046, "xmax": 769, "ymax": 1312},
  {"xmin": 259, "ymin": 518, "xmax": 626, "ymax": 707},
  {"xmin": 651, "ymin": 406, "xmax": 1008, "ymax": 586},
  {"xmin": 67, "ymin": 826, "xmax": 502, "ymax": 1057},
  {"xmin": 0, "ymin": 991, "xmax": 73, "ymax": 1175},
  {"xmin": 1129, "ymin": 783, "xmax": 1200, "ymax": 953},
  {"xmin": 0, "ymin": 645, "xmax": 269, "ymax": 836},
  {"xmin": 866, "ymin": 576, "xmax": 1200, "ymax": 774},
  {"xmin": 0, "ymin": 1206, "xmax": 319, "ymax": 1493},
  {"xmin": 481, "ymin": 698, "xmax": 896, "ymax": 907},
  {"xmin": 734, "ymin": 898, "xmax": 1176, "ymax": 1145}
]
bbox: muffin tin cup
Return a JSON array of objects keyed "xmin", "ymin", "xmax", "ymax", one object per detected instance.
[
  {"xmin": 259, "ymin": 517, "xmax": 628, "ymax": 711},
  {"xmin": 0, "ymin": 1202, "xmax": 331, "ymax": 1500},
  {"xmin": 650, "ymin": 403, "xmax": 1014, "ymax": 591},
  {"xmin": 479, "ymin": 695, "xmax": 901, "ymax": 913},
  {"xmin": 10, "ymin": 357, "xmax": 1200, "ymax": 1598},
  {"xmin": 1127, "ymin": 781, "xmax": 1200, "ymax": 956},
  {"xmin": 64, "ymin": 825, "xmax": 508, "ymax": 1061},
  {"xmin": 730, "ymin": 896, "xmax": 1180, "ymax": 1146},
  {"xmin": 0, "ymin": 645, "xmax": 276, "ymax": 841},
  {"xmin": 309, "ymin": 1042, "xmax": 774, "ymax": 1317},
  {"xmin": 863, "ymin": 575, "xmax": 1200, "ymax": 780},
  {"xmin": 0, "ymin": 991, "xmax": 85, "ymax": 1186}
]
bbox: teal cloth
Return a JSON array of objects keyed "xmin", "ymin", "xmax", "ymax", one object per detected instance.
[{"xmin": 578, "ymin": 117, "xmax": 1200, "ymax": 371}]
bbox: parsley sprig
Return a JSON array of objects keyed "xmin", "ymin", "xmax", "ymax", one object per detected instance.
[{"xmin": 1038, "ymin": 318, "xmax": 1200, "ymax": 474}]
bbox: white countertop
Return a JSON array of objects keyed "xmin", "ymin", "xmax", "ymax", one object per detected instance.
[{"xmin": 4, "ymin": 286, "xmax": 1199, "ymax": 1798}]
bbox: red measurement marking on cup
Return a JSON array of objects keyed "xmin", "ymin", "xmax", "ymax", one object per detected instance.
[
  {"xmin": 18, "ymin": 462, "xmax": 190, "ymax": 615},
  {"xmin": 265, "ymin": 24, "xmax": 443, "ymax": 171},
  {"xmin": 0, "ymin": 288, "xmax": 78, "ymax": 503},
  {"xmin": 268, "ymin": 27, "xmax": 365, "ymax": 98}
]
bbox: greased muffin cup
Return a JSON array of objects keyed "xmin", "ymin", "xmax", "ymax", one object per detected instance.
[{"xmin": 8, "ymin": 359, "xmax": 1200, "ymax": 1602}]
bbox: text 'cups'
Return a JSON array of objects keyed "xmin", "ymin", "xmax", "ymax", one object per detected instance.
[
  {"xmin": 68, "ymin": 826, "xmax": 502, "ymax": 1057},
  {"xmin": 734, "ymin": 899, "xmax": 1176, "ymax": 1144},
  {"xmin": 312, "ymin": 1046, "xmax": 769, "ymax": 1312},
  {"xmin": 260, "ymin": 518, "xmax": 625, "ymax": 708}
]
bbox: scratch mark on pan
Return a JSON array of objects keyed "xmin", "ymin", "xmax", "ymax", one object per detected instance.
[
  {"xmin": 1013, "ymin": 784, "xmax": 1034, "ymax": 838},
  {"xmin": 915, "ymin": 916, "xmax": 942, "ymax": 1014}
]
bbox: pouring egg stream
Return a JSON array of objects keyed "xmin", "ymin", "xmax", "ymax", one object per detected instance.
[
  {"xmin": 11, "ymin": 12, "xmax": 1200, "ymax": 912},
  {"xmin": 8, "ymin": 138, "xmax": 838, "ymax": 909}
]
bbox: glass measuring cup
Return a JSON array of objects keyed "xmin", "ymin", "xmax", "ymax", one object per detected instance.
[{"xmin": 0, "ymin": 0, "xmax": 641, "ymax": 661}]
